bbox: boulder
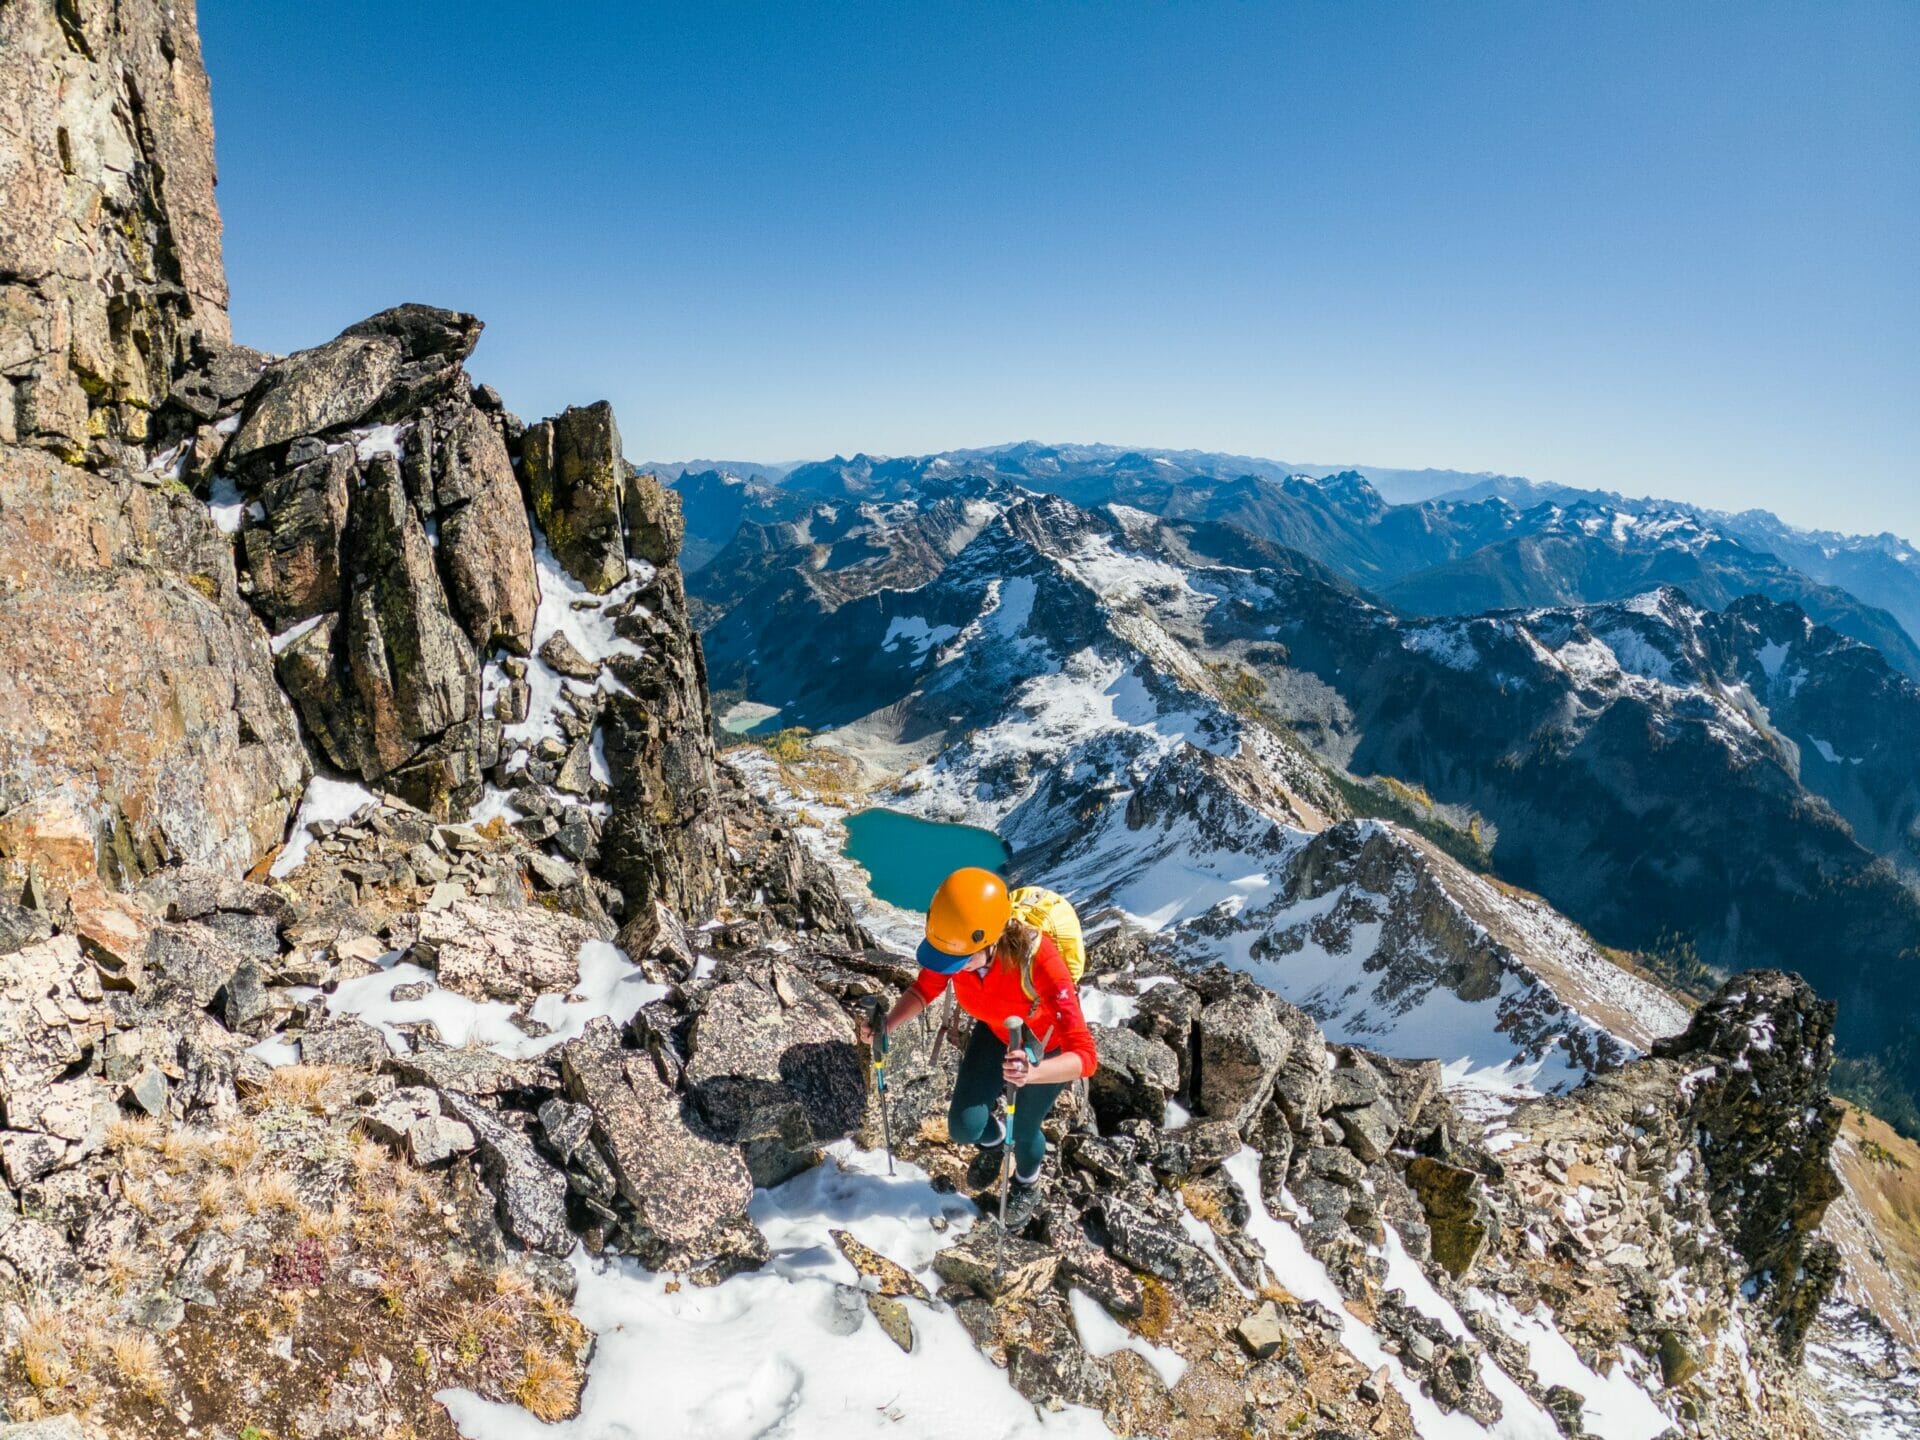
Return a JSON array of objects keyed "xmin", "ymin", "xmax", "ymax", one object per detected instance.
[
  {"xmin": 1037, "ymin": 1198, "xmax": 1145, "ymax": 1318},
  {"xmin": 297, "ymin": 1015, "xmax": 390, "ymax": 1069},
  {"xmin": 439, "ymin": 1092, "xmax": 573, "ymax": 1256},
  {"xmin": 1333, "ymin": 1100, "xmax": 1398, "ymax": 1165},
  {"xmin": 1194, "ymin": 991, "xmax": 1290, "ymax": 1128},
  {"xmin": 1126, "ymin": 980, "xmax": 1202, "ymax": 1095},
  {"xmin": 624, "ymin": 469, "xmax": 686, "ymax": 568},
  {"xmin": 1269, "ymin": 1005, "xmax": 1331, "ymax": 1132},
  {"xmin": 540, "ymin": 631, "xmax": 602, "ymax": 681},
  {"xmin": 682, "ymin": 959, "xmax": 866, "ymax": 1157},
  {"xmin": 228, "ymin": 333, "xmax": 405, "ymax": 457},
  {"xmin": 521, "ymin": 401, "xmax": 629, "ymax": 593},
  {"xmin": 0, "ymin": 0, "xmax": 229, "ymax": 455},
  {"xmin": 1651, "ymin": 969, "xmax": 1846, "ymax": 1354},
  {"xmin": 1098, "ymin": 1196, "xmax": 1221, "ymax": 1303},
  {"xmin": 1236, "ymin": 1299, "xmax": 1288, "ymax": 1360},
  {"xmin": 417, "ymin": 899, "xmax": 590, "ymax": 1002},
  {"xmin": 832, "ymin": 1229, "xmax": 931, "ymax": 1301},
  {"xmin": 1007, "ymin": 1301, "xmax": 1110, "ymax": 1409},
  {"xmin": 1088, "ymin": 1024, "xmax": 1181, "ymax": 1130},
  {"xmin": 0, "ymin": 937, "xmax": 105, "ymax": 1099},
  {"xmin": 0, "ymin": 901, "xmax": 53, "ymax": 957},
  {"xmin": 219, "ymin": 960, "xmax": 272, "ymax": 1033},
  {"xmin": 561, "ymin": 1025, "xmax": 754, "ymax": 1262},
  {"xmin": 866, "ymin": 1292, "xmax": 914, "ymax": 1353},
  {"xmin": 1405, "ymin": 1157, "xmax": 1491, "ymax": 1279},
  {"xmin": 277, "ymin": 452, "xmax": 481, "ymax": 815},
  {"xmin": 931, "ymin": 1222, "xmax": 1059, "ymax": 1303},
  {"xmin": 227, "ymin": 306, "xmax": 481, "ymax": 458},
  {"xmin": 239, "ymin": 444, "xmax": 353, "ymax": 625}
]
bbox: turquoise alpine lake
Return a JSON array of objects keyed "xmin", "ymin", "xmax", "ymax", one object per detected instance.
[{"xmin": 840, "ymin": 807, "xmax": 1010, "ymax": 911}]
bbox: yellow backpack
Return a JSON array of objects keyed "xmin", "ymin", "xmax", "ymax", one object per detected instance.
[{"xmin": 1009, "ymin": 885, "xmax": 1085, "ymax": 992}]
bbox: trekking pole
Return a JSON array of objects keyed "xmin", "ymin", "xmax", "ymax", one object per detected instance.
[
  {"xmin": 996, "ymin": 1016, "xmax": 1026, "ymax": 1241},
  {"xmin": 862, "ymin": 995, "xmax": 896, "ymax": 1176}
]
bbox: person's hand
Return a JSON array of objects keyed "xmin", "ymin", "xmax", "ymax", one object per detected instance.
[
  {"xmin": 856, "ymin": 1014, "xmax": 875, "ymax": 1046},
  {"xmin": 1002, "ymin": 1051, "xmax": 1031, "ymax": 1088}
]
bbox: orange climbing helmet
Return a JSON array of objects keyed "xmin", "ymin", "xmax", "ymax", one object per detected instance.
[{"xmin": 916, "ymin": 867, "xmax": 1012, "ymax": 974}]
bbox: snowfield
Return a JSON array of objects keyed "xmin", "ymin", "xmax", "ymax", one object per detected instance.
[{"xmin": 442, "ymin": 1146, "xmax": 1113, "ymax": 1440}]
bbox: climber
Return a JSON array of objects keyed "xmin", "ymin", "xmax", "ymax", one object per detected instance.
[{"xmin": 859, "ymin": 867, "xmax": 1096, "ymax": 1230}]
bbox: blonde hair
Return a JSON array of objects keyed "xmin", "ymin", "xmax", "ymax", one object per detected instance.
[{"xmin": 993, "ymin": 916, "xmax": 1044, "ymax": 997}]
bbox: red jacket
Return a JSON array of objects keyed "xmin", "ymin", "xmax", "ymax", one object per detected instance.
[{"xmin": 912, "ymin": 932, "xmax": 1098, "ymax": 1077}]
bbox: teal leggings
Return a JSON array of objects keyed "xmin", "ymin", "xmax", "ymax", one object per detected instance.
[{"xmin": 948, "ymin": 1020, "xmax": 1067, "ymax": 1180}]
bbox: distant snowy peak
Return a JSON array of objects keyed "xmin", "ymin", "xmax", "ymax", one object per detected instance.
[{"xmin": 1532, "ymin": 498, "xmax": 1724, "ymax": 552}]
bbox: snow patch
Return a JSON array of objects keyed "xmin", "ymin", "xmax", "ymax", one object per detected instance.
[{"xmin": 269, "ymin": 775, "xmax": 377, "ymax": 879}]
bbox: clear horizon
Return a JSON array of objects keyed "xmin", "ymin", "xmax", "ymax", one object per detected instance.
[{"xmin": 200, "ymin": 2, "xmax": 1917, "ymax": 542}]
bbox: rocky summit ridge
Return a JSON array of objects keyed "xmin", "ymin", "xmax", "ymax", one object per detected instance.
[{"xmin": 0, "ymin": 3, "xmax": 1912, "ymax": 1438}]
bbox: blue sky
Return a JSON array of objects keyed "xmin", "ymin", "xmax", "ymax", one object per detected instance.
[{"xmin": 201, "ymin": 2, "xmax": 1917, "ymax": 538}]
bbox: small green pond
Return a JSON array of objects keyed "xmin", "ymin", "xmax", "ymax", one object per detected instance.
[{"xmin": 841, "ymin": 807, "xmax": 1010, "ymax": 911}]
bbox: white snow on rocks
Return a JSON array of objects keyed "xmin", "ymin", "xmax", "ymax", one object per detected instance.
[
  {"xmin": 205, "ymin": 475, "xmax": 254, "ymax": 534},
  {"xmin": 441, "ymin": 1145, "xmax": 1112, "ymax": 1440},
  {"xmin": 327, "ymin": 939, "xmax": 665, "ymax": 1060},
  {"xmin": 352, "ymin": 421, "xmax": 410, "ymax": 464},
  {"xmin": 1402, "ymin": 621, "xmax": 1485, "ymax": 671},
  {"xmin": 269, "ymin": 774, "xmax": 378, "ymax": 878},
  {"xmin": 482, "ymin": 530, "xmax": 655, "ymax": 747},
  {"xmin": 268, "ymin": 613, "xmax": 327, "ymax": 656},
  {"xmin": 882, "ymin": 614, "xmax": 960, "ymax": 657},
  {"xmin": 1461, "ymin": 1289, "xmax": 1672, "ymax": 1440},
  {"xmin": 1068, "ymin": 1286, "xmax": 1187, "ymax": 1387},
  {"xmin": 1808, "ymin": 736, "xmax": 1864, "ymax": 765}
]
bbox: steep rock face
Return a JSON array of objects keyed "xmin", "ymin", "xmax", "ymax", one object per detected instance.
[
  {"xmin": 1651, "ymin": 969, "xmax": 1845, "ymax": 1353},
  {"xmin": 0, "ymin": 0, "xmax": 228, "ymax": 461},
  {"xmin": 596, "ymin": 470, "xmax": 728, "ymax": 918},
  {"xmin": 213, "ymin": 306, "xmax": 536, "ymax": 815},
  {"xmin": 521, "ymin": 401, "xmax": 628, "ymax": 592},
  {"xmin": 0, "ymin": 448, "xmax": 306, "ymax": 893}
]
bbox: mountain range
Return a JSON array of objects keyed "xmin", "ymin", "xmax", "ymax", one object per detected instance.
[{"xmin": 666, "ymin": 444, "xmax": 1920, "ymax": 679}]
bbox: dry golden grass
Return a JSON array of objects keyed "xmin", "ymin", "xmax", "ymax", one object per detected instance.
[
  {"xmin": 198, "ymin": 1172, "xmax": 235, "ymax": 1218},
  {"xmin": 1178, "ymin": 1178, "xmax": 1229, "ymax": 1228},
  {"xmin": 19, "ymin": 1308, "xmax": 72, "ymax": 1390},
  {"xmin": 1830, "ymin": 1104, "xmax": 1920, "ymax": 1350},
  {"xmin": 356, "ymin": 1180, "xmax": 407, "ymax": 1235},
  {"xmin": 160, "ymin": 1126, "xmax": 208, "ymax": 1172},
  {"xmin": 296, "ymin": 1199, "xmax": 353, "ymax": 1242},
  {"xmin": 121, "ymin": 1179, "xmax": 159, "ymax": 1219},
  {"xmin": 259, "ymin": 1064, "xmax": 343, "ymax": 1112},
  {"xmin": 101, "ymin": 1242, "xmax": 152, "ymax": 1296},
  {"xmin": 349, "ymin": 1134, "xmax": 388, "ymax": 1180},
  {"xmin": 492, "ymin": 1265, "xmax": 536, "ymax": 1302},
  {"xmin": 512, "ymin": 1344, "xmax": 580, "ymax": 1422},
  {"xmin": 105, "ymin": 1329, "xmax": 167, "ymax": 1400},
  {"xmin": 1129, "ymin": 1276, "xmax": 1176, "ymax": 1342},
  {"xmin": 105, "ymin": 1114, "xmax": 162, "ymax": 1153},
  {"xmin": 213, "ymin": 1122, "xmax": 262, "ymax": 1174},
  {"xmin": 242, "ymin": 1168, "xmax": 302, "ymax": 1216},
  {"xmin": 535, "ymin": 1293, "xmax": 586, "ymax": 1351},
  {"xmin": 120, "ymin": 1140, "xmax": 159, "ymax": 1182}
]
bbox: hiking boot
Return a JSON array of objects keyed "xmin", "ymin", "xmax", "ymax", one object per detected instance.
[
  {"xmin": 964, "ymin": 1118, "xmax": 1008, "ymax": 1190},
  {"xmin": 1001, "ymin": 1177, "xmax": 1043, "ymax": 1230}
]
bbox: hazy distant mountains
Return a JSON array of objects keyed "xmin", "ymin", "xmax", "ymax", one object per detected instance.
[{"xmin": 662, "ymin": 443, "xmax": 1920, "ymax": 676}]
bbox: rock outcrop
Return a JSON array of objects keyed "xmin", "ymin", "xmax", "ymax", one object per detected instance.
[
  {"xmin": 0, "ymin": 0, "xmax": 229, "ymax": 461},
  {"xmin": 0, "ymin": 448, "xmax": 306, "ymax": 895}
]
